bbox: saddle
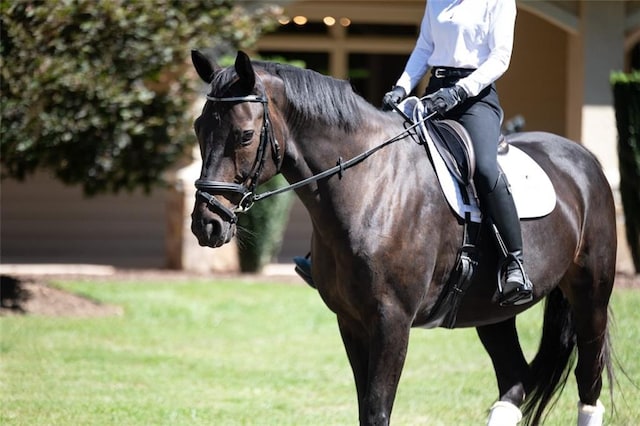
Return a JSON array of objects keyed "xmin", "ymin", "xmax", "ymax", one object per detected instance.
[
  {"xmin": 427, "ymin": 119, "xmax": 475, "ymax": 189},
  {"xmin": 427, "ymin": 118, "xmax": 510, "ymax": 191},
  {"xmin": 396, "ymin": 96, "xmax": 555, "ymax": 328},
  {"xmin": 399, "ymin": 96, "xmax": 555, "ymax": 224}
]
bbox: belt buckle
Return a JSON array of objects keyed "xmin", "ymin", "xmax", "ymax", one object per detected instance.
[{"xmin": 434, "ymin": 68, "xmax": 447, "ymax": 79}]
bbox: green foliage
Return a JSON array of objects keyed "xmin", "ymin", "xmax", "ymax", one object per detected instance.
[
  {"xmin": 0, "ymin": 0, "xmax": 281, "ymax": 195},
  {"xmin": 237, "ymin": 175, "xmax": 294, "ymax": 272},
  {"xmin": 612, "ymin": 73, "xmax": 640, "ymax": 272},
  {"xmin": 610, "ymin": 70, "xmax": 640, "ymax": 84}
]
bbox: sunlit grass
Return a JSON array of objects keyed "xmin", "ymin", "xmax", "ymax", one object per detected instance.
[{"xmin": 1, "ymin": 278, "xmax": 638, "ymax": 425}]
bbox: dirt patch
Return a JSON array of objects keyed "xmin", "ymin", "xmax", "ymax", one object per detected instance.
[
  {"xmin": 0, "ymin": 267, "xmax": 301, "ymax": 318},
  {"xmin": 1, "ymin": 275, "xmax": 123, "ymax": 317},
  {"xmin": 1, "ymin": 270, "xmax": 638, "ymax": 318}
]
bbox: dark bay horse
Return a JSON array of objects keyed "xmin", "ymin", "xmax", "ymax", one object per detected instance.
[{"xmin": 190, "ymin": 51, "xmax": 616, "ymax": 426}]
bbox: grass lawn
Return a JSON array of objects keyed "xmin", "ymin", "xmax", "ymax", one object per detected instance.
[{"xmin": 1, "ymin": 277, "xmax": 638, "ymax": 425}]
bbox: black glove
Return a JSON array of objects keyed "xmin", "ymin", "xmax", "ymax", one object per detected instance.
[
  {"xmin": 424, "ymin": 85, "xmax": 468, "ymax": 115},
  {"xmin": 382, "ymin": 86, "xmax": 407, "ymax": 111}
]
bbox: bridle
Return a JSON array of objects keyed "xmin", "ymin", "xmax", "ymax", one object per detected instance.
[
  {"xmin": 195, "ymin": 88, "xmax": 437, "ymax": 225},
  {"xmin": 194, "ymin": 93, "xmax": 281, "ymax": 224}
]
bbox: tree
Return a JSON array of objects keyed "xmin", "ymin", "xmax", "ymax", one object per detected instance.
[
  {"xmin": 612, "ymin": 71, "xmax": 640, "ymax": 273},
  {"xmin": 0, "ymin": 0, "xmax": 282, "ymax": 195}
]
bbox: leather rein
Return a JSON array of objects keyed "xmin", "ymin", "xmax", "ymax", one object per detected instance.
[{"xmin": 195, "ymin": 93, "xmax": 434, "ymax": 224}]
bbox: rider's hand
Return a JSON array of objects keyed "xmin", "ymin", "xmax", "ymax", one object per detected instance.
[
  {"xmin": 382, "ymin": 86, "xmax": 407, "ymax": 111},
  {"xmin": 424, "ymin": 85, "xmax": 468, "ymax": 115}
]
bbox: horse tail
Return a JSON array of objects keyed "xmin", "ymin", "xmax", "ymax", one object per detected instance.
[{"xmin": 521, "ymin": 287, "xmax": 577, "ymax": 425}]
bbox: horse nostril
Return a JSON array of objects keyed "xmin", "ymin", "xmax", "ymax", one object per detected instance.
[
  {"xmin": 192, "ymin": 205, "xmax": 234, "ymax": 247},
  {"xmin": 202, "ymin": 218, "xmax": 223, "ymax": 238},
  {"xmin": 205, "ymin": 222, "xmax": 215, "ymax": 238}
]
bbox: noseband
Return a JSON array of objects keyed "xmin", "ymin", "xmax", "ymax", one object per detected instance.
[{"xmin": 194, "ymin": 93, "xmax": 281, "ymax": 224}]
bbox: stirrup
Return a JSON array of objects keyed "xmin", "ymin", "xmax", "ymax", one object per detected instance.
[
  {"xmin": 497, "ymin": 253, "xmax": 533, "ymax": 306},
  {"xmin": 499, "ymin": 281, "xmax": 533, "ymax": 306},
  {"xmin": 293, "ymin": 255, "xmax": 315, "ymax": 289}
]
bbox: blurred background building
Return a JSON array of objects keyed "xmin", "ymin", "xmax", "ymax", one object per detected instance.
[{"xmin": 2, "ymin": 0, "xmax": 639, "ymax": 273}]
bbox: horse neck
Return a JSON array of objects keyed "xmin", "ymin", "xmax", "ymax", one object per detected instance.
[
  {"xmin": 278, "ymin": 105, "xmax": 429, "ymax": 228},
  {"xmin": 282, "ymin": 98, "xmax": 399, "ymax": 167}
]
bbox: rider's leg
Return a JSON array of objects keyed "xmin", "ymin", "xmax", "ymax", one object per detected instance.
[
  {"xmin": 455, "ymin": 84, "xmax": 533, "ymax": 306},
  {"xmin": 482, "ymin": 173, "xmax": 533, "ymax": 305}
]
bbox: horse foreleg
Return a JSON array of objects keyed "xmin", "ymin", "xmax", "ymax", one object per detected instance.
[
  {"xmin": 338, "ymin": 317, "xmax": 370, "ymax": 415},
  {"xmin": 339, "ymin": 306, "xmax": 411, "ymax": 426},
  {"xmin": 364, "ymin": 310, "xmax": 411, "ymax": 426},
  {"xmin": 476, "ymin": 318, "xmax": 530, "ymax": 425}
]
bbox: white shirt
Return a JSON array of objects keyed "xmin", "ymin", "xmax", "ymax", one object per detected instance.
[{"xmin": 396, "ymin": 0, "xmax": 516, "ymax": 97}]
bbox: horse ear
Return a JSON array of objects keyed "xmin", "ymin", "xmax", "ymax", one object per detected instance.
[
  {"xmin": 234, "ymin": 51, "xmax": 256, "ymax": 93},
  {"xmin": 191, "ymin": 49, "xmax": 219, "ymax": 83}
]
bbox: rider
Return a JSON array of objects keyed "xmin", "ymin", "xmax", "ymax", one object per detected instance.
[
  {"xmin": 296, "ymin": 0, "xmax": 532, "ymax": 306},
  {"xmin": 382, "ymin": 0, "xmax": 531, "ymax": 306}
]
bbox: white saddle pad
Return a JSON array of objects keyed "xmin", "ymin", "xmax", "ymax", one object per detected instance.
[{"xmin": 398, "ymin": 97, "xmax": 556, "ymax": 223}]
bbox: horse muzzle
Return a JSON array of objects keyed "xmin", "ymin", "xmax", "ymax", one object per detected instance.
[
  {"xmin": 191, "ymin": 179, "xmax": 257, "ymax": 248},
  {"xmin": 191, "ymin": 204, "xmax": 236, "ymax": 248}
]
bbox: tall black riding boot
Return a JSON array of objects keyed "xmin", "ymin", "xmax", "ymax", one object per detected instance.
[{"xmin": 482, "ymin": 174, "xmax": 533, "ymax": 306}]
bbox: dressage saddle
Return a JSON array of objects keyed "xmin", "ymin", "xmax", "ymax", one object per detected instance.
[
  {"xmin": 426, "ymin": 119, "xmax": 475, "ymax": 188},
  {"xmin": 426, "ymin": 118, "xmax": 510, "ymax": 190}
]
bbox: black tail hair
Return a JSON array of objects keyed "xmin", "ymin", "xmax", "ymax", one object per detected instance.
[
  {"xmin": 521, "ymin": 287, "xmax": 615, "ymax": 425},
  {"xmin": 522, "ymin": 287, "xmax": 577, "ymax": 425}
]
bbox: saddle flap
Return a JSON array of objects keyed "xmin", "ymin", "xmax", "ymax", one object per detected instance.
[{"xmin": 426, "ymin": 119, "xmax": 475, "ymax": 186}]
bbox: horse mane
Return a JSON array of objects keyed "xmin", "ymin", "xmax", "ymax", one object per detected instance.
[
  {"xmin": 257, "ymin": 61, "xmax": 365, "ymax": 133},
  {"xmin": 211, "ymin": 60, "xmax": 365, "ymax": 133}
]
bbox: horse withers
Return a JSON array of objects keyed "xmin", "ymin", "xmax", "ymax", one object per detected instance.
[{"xmin": 190, "ymin": 50, "xmax": 616, "ymax": 426}]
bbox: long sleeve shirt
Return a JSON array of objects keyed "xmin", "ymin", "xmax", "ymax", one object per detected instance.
[{"xmin": 395, "ymin": 0, "xmax": 517, "ymax": 97}]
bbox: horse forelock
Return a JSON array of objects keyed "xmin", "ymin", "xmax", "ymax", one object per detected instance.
[{"xmin": 209, "ymin": 66, "xmax": 246, "ymax": 98}]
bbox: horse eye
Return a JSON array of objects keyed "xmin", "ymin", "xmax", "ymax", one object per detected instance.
[{"xmin": 240, "ymin": 130, "xmax": 255, "ymax": 145}]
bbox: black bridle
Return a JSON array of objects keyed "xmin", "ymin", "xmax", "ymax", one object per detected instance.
[
  {"xmin": 194, "ymin": 93, "xmax": 281, "ymax": 224},
  {"xmin": 195, "ymin": 92, "xmax": 436, "ymax": 224}
]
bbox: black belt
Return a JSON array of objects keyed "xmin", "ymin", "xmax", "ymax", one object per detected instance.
[{"xmin": 432, "ymin": 67, "xmax": 475, "ymax": 79}]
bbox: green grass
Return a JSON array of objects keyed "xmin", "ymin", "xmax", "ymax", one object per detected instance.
[{"xmin": 1, "ymin": 278, "xmax": 639, "ymax": 425}]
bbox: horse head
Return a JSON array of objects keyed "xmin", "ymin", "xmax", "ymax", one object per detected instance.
[{"xmin": 190, "ymin": 50, "xmax": 284, "ymax": 248}]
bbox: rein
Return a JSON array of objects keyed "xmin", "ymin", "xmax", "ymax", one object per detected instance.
[
  {"xmin": 195, "ymin": 92, "xmax": 436, "ymax": 223},
  {"xmin": 251, "ymin": 117, "xmax": 430, "ymax": 202}
]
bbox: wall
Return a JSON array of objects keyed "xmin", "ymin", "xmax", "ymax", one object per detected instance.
[
  {"xmin": 499, "ymin": 10, "xmax": 568, "ymax": 136},
  {"xmin": 1, "ymin": 173, "xmax": 167, "ymax": 268}
]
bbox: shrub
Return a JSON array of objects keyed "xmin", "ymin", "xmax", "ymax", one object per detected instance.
[
  {"xmin": 237, "ymin": 175, "xmax": 294, "ymax": 272},
  {"xmin": 611, "ymin": 71, "xmax": 640, "ymax": 272},
  {"xmin": 0, "ymin": 0, "xmax": 281, "ymax": 195}
]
